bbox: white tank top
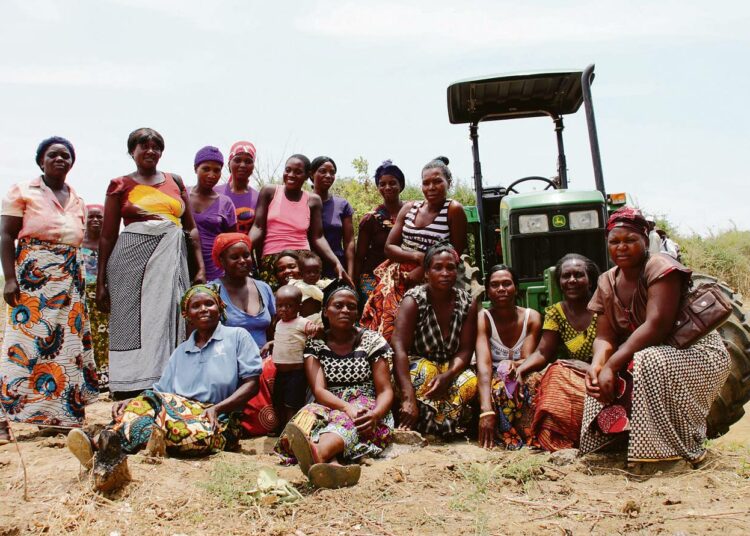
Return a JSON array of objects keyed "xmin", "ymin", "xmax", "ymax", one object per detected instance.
[{"xmin": 483, "ymin": 308, "xmax": 531, "ymax": 364}]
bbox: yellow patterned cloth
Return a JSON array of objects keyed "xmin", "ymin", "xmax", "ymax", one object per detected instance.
[
  {"xmin": 410, "ymin": 358, "xmax": 477, "ymax": 437},
  {"xmin": 542, "ymin": 302, "xmax": 596, "ymax": 362}
]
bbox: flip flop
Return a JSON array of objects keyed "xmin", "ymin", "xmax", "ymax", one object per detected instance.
[
  {"xmin": 283, "ymin": 422, "xmax": 319, "ymax": 476},
  {"xmin": 308, "ymin": 463, "xmax": 361, "ymax": 489},
  {"xmin": 67, "ymin": 429, "xmax": 94, "ymax": 469}
]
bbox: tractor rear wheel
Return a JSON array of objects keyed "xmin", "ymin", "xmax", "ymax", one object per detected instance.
[{"xmin": 691, "ymin": 274, "xmax": 750, "ymax": 437}]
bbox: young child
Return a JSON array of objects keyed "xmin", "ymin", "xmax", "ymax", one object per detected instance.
[
  {"xmin": 290, "ymin": 251, "xmax": 332, "ymax": 320},
  {"xmin": 273, "ymin": 250, "xmax": 301, "ymax": 288},
  {"xmin": 271, "ymin": 285, "xmax": 317, "ymax": 428}
]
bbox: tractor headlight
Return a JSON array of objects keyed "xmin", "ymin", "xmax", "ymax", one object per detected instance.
[
  {"xmin": 518, "ymin": 214, "xmax": 549, "ymax": 234},
  {"xmin": 569, "ymin": 210, "xmax": 599, "ymax": 230}
]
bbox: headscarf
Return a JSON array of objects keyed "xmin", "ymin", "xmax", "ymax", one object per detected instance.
[
  {"xmin": 36, "ymin": 136, "xmax": 76, "ymax": 166},
  {"xmin": 180, "ymin": 284, "xmax": 226, "ymax": 321},
  {"xmin": 194, "ymin": 145, "xmax": 224, "ymax": 168},
  {"xmin": 228, "ymin": 141, "xmax": 256, "ymax": 163},
  {"xmin": 606, "ymin": 207, "xmax": 649, "ymax": 238},
  {"xmin": 374, "ymin": 159, "xmax": 405, "ymax": 191},
  {"xmin": 211, "ymin": 232, "xmax": 253, "ymax": 269},
  {"xmin": 320, "ymin": 279, "xmax": 359, "ymax": 328}
]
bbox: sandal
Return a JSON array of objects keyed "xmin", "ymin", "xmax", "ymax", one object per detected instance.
[
  {"xmin": 92, "ymin": 429, "xmax": 131, "ymax": 492},
  {"xmin": 308, "ymin": 463, "xmax": 361, "ymax": 489},
  {"xmin": 283, "ymin": 422, "xmax": 319, "ymax": 476},
  {"xmin": 67, "ymin": 429, "xmax": 95, "ymax": 469}
]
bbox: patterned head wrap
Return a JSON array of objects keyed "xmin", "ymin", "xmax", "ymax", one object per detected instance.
[
  {"xmin": 211, "ymin": 232, "xmax": 253, "ymax": 269},
  {"xmin": 423, "ymin": 241, "xmax": 460, "ymax": 272},
  {"xmin": 180, "ymin": 284, "xmax": 226, "ymax": 321},
  {"xmin": 36, "ymin": 136, "xmax": 76, "ymax": 166},
  {"xmin": 320, "ymin": 279, "xmax": 358, "ymax": 329},
  {"xmin": 374, "ymin": 159, "xmax": 405, "ymax": 191},
  {"xmin": 606, "ymin": 207, "xmax": 649, "ymax": 238},
  {"xmin": 228, "ymin": 141, "xmax": 256, "ymax": 163}
]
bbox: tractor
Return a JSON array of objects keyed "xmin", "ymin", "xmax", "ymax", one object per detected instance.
[{"xmin": 447, "ymin": 64, "xmax": 750, "ymax": 437}]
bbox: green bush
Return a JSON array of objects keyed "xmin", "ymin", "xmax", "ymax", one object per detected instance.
[{"xmin": 678, "ymin": 229, "xmax": 750, "ymax": 297}]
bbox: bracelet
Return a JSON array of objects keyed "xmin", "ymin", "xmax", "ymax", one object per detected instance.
[{"xmin": 479, "ymin": 411, "xmax": 495, "ymax": 419}]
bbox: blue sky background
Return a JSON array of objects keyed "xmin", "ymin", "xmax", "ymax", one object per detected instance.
[{"xmin": 0, "ymin": 0, "xmax": 747, "ymax": 234}]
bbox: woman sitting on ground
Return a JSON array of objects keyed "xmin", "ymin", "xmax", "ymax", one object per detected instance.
[
  {"xmin": 276, "ymin": 281, "xmax": 394, "ymax": 489},
  {"xmin": 475, "ymin": 265, "xmax": 542, "ymax": 449},
  {"xmin": 67, "ymin": 284, "xmax": 262, "ymax": 490},
  {"xmin": 210, "ymin": 233, "xmax": 277, "ymax": 436},
  {"xmin": 513, "ymin": 254, "xmax": 599, "ymax": 452},
  {"xmin": 391, "ymin": 243, "xmax": 479, "ymax": 438},
  {"xmin": 361, "ymin": 157, "xmax": 467, "ymax": 343},
  {"xmin": 580, "ymin": 207, "xmax": 730, "ymax": 466}
]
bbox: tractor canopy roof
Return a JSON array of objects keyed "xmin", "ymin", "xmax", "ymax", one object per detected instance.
[
  {"xmin": 447, "ymin": 69, "xmax": 585, "ymax": 124},
  {"xmin": 500, "ymin": 189, "xmax": 605, "ymax": 211}
]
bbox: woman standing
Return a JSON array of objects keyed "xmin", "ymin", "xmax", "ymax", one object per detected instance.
[
  {"xmin": 514, "ymin": 254, "xmax": 599, "ymax": 452},
  {"xmin": 189, "ymin": 146, "xmax": 237, "ymax": 281},
  {"xmin": 211, "ymin": 233, "xmax": 278, "ymax": 436},
  {"xmin": 353, "ymin": 160, "xmax": 404, "ymax": 303},
  {"xmin": 361, "ymin": 157, "xmax": 467, "ymax": 343},
  {"xmin": 81, "ymin": 204, "xmax": 109, "ymax": 391},
  {"xmin": 97, "ymin": 128, "xmax": 205, "ymax": 400},
  {"xmin": 249, "ymin": 154, "xmax": 351, "ymax": 289},
  {"xmin": 310, "ymin": 156, "xmax": 354, "ymax": 279},
  {"xmin": 216, "ymin": 141, "xmax": 259, "ymax": 234},
  {"xmin": 0, "ymin": 136, "xmax": 98, "ymax": 440},
  {"xmin": 391, "ymin": 244, "xmax": 479, "ymax": 438},
  {"xmin": 276, "ymin": 281, "xmax": 394, "ymax": 489},
  {"xmin": 475, "ymin": 265, "xmax": 542, "ymax": 449},
  {"xmin": 581, "ymin": 208, "xmax": 730, "ymax": 466}
]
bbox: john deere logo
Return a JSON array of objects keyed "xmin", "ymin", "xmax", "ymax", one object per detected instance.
[{"xmin": 552, "ymin": 215, "xmax": 566, "ymax": 228}]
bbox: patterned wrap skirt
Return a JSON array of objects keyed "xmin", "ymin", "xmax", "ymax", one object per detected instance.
[
  {"xmin": 360, "ymin": 260, "xmax": 418, "ymax": 343},
  {"xmin": 275, "ymin": 384, "xmax": 394, "ymax": 464},
  {"xmin": 579, "ymin": 332, "xmax": 730, "ymax": 462},
  {"xmin": 490, "ymin": 367, "xmax": 541, "ymax": 449},
  {"xmin": 113, "ymin": 389, "xmax": 240, "ymax": 455},
  {"xmin": 531, "ymin": 362, "xmax": 587, "ymax": 452},
  {"xmin": 410, "ymin": 358, "xmax": 478, "ymax": 438},
  {"xmin": 0, "ymin": 239, "xmax": 99, "ymax": 427},
  {"xmin": 84, "ymin": 281, "xmax": 109, "ymax": 391}
]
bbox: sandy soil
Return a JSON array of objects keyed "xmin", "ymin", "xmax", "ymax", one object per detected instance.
[{"xmin": 1, "ymin": 397, "xmax": 749, "ymax": 536}]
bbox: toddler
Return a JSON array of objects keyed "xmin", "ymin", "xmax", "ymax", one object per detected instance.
[{"xmin": 289, "ymin": 251, "xmax": 332, "ymax": 320}]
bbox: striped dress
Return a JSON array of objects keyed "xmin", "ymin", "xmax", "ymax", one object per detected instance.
[{"xmin": 360, "ymin": 199, "xmax": 453, "ymax": 342}]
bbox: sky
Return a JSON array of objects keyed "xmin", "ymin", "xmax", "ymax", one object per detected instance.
[{"xmin": 0, "ymin": 0, "xmax": 747, "ymax": 234}]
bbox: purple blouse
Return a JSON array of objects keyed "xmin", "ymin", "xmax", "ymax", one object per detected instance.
[
  {"xmin": 321, "ymin": 195, "xmax": 354, "ymax": 277},
  {"xmin": 216, "ymin": 182, "xmax": 259, "ymax": 234},
  {"xmin": 192, "ymin": 192, "xmax": 237, "ymax": 281}
]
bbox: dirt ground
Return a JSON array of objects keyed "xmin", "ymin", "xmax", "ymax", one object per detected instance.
[{"xmin": 1, "ymin": 397, "xmax": 749, "ymax": 536}]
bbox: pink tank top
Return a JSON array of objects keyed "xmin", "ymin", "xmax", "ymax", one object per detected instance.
[{"xmin": 263, "ymin": 186, "xmax": 311, "ymax": 255}]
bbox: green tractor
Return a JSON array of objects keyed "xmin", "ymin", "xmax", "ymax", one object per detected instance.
[{"xmin": 447, "ymin": 64, "xmax": 750, "ymax": 437}]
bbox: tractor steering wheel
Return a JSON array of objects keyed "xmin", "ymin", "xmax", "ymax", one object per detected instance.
[{"xmin": 506, "ymin": 176, "xmax": 558, "ymax": 194}]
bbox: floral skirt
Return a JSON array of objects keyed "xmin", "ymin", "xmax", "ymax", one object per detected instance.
[
  {"xmin": 275, "ymin": 384, "xmax": 394, "ymax": 464},
  {"xmin": 410, "ymin": 358, "xmax": 477, "ymax": 438},
  {"xmin": 0, "ymin": 239, "xmax": 98, "ymax": 428},
  {"xmin": 113, "ymin": 390, "xmax": 240, "ymax": 455},
  {"xmin": 490, "ymin": 367, "xmax": 541, "ymax": 449},
  {"xmin": 85, "ymin": 282, "xmax": 109, "ymax": 391},
  {"xmin": 360, "ymin": 260, "xmax": 418, "ymax": 343},
  {"xmin": 239, "ymin": 358, "xmax": 279, "ymax": 436}
]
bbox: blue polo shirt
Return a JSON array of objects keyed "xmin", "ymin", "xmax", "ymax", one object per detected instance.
[{"xmin": 153, "ymin": 323, "xmax": 261, "ymax": 405}]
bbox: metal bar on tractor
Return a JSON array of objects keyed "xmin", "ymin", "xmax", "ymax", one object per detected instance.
[
  {"xmin": 581, "ymin": 64, "xmax": 606, "ymax": 197},
  {"xmin": 553, "ymin": 115, "xmax": 568, "ymax": 188},
  {"xmin": 469, "ymin": 122, "xmax": 485, "ymax": 268}
]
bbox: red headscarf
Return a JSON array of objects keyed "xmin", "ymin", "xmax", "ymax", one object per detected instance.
[
  {"xmin": 606, "ymin": 207, "xmax": 649, "ymax": 238},
  {"xmin": 228, "ymin": 141, "xmax": 256, "ymax": 163},
  {"xmin": 212, "ymin": 233, "xmax": 253, "ymax": 269}
]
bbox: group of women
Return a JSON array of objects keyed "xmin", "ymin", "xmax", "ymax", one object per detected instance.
[{"xmin": 0, "ymin": 132, "xmax": 731, "ymax": 492}]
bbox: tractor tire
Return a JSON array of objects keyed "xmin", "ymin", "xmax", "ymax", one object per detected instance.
[{"xmin": 690, "ymin": 274, "xmax": 750, "ymax": 438}]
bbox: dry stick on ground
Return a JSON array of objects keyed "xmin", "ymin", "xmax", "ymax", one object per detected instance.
[
  {"xmin": 667, "ymin": 509, "xmax": 750, "ymax": 521},
  {"xmin": 528, "ymin": 499, "xmax": 579, "ymax": 522},
  {"xmin": 1, "ymin": 408, "xmax": 28, "ymax": 501}
]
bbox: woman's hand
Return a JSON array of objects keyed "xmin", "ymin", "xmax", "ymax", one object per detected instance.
[
  {"xmin": 585, "ymin": 362, "xmax": 602, "ymax": 398},
  {"xmin": 558, "ymin": 359, "xmax": 590, "ymax": 374},
  {"xmin": 201, "ymin": 406, "xmax": 219, "ymax": 431},
  {"xmin": 423, "ymin": 371, "xmax": 454, "ymax": 400},
  {"xmin": 192, "ymin": 268, "xmax": 206, "ymax": 285},
  {"xmin": 405, "ymin": 266, "xmax": 424, "ymax": 287},
  {"xmin": 478, "ymin": 411, "xmax": 496, "ymax": 449},
  {"xmin": 336, "ymin": 264, "xmax": 354, "ymax": 287},
  {"xmin": 260, "ymin": 341, "xmax": 274, "ymax": 358},
  {"xmin": 596, "ymin": 366, "xmax": 616, "ymax": 404},
  {"xmin": 3, "ymin": 278, "xmax": 20, "ymax": 307},
  {"xmin": 96, "ymin": 284, "xmax": 111, "ymax": 314},
  {"xmin": 398, "ymin": 392, "xmax": 419, "ymax": 430},
  {"xmin": 354, "ymin": 409, "xmax": 379, "ymax": 439},
  {"xmin": 111, "ymin": 399, "xmax": 130, "ymax": 421}
]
